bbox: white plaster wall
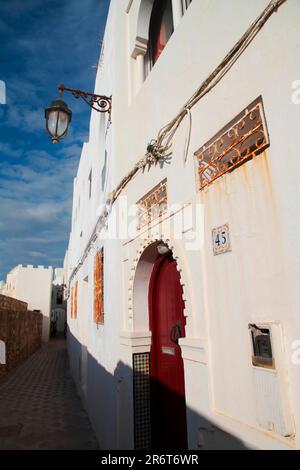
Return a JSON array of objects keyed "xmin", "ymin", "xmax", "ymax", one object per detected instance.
[
  {"xmin": 53, "ymin": 268, "xmax": 64, "ymax": 285},
  {"xmin": 67, "ymin": 0, "xmax": 300, "ymax": 450},
  {"xmin": 5, "ymin": 265, "xmax": 53, "ymax": 341}
]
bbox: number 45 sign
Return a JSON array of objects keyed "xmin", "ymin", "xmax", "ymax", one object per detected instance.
[{"xmin": 212, "ymin": 223, "xmax": 231, "ymax": 256}]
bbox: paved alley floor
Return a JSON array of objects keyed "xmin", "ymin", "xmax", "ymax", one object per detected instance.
[{"xmin": 0, "ymin": 338, "xmax": 99, "ymax": 449}]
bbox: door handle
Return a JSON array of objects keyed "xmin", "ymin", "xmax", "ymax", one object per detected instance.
[{"xmin": 170, "ymin": 322, "xmax": 182, "ymax": 344}]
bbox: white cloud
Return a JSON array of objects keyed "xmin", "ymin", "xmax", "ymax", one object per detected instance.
[
  {"xmin": 6, "ymin": 105, "xmax": 44, "ymax": 133},
  {"xmin": 0, "ymin": 142, "xmax": 23, "ymax": 158},
  {"xmin": 0, "ymin": 147, "xmax": 80, "ymax": 277},
  {"xmin": 0, "ymin": 0, "xmax": 110, "ymax": 278},
  {"xmin": 59, "ymin": 143, "xmax": 83, "ymax": 159},
  {"xmin": 28, "ymin": 251, "xmax": 47, "ymax": 258}
]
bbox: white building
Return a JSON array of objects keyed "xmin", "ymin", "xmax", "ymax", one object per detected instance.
[
  {"xmin": 66, "ymin": 0, "xmax": 300, "ymax": 450},
  {"xmin": 2, "ymin": 265, "xmax": 66, "ymax": 341}
]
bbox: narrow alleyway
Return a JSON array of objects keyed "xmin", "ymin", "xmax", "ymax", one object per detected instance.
[{"xmin": 0, "ymin": 338, "xmax": 99, "ymax": 450}]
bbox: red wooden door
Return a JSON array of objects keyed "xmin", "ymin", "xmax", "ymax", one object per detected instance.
[{"xmin": 149, "ymin": 255, "xmax": 187, "ymax": 449}]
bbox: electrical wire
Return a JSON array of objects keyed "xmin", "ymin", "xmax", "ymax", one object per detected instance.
[{"xmin": 68, "ymin": 0, "xmax": 287, "ymax": 287}]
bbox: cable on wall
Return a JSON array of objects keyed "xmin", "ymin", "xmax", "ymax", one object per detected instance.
[{"xmin": 68, "ymin": 0, "xmax": 287, "ymax": 288}]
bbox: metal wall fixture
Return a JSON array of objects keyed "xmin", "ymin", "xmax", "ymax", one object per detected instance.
[
  {"xmin": 136, "ymin": 179, "xmax": 168, "ymax": 231},
  {"xmin": 45, "ymin": 83, "xmax": 112, "ymax": 144},
  {"xmin": 194, "ymin": 96, "xmax": 270, "ymax": 190},
  {"xmin": 157, "ymin": 243, "xmax": 171, "ymax": 255}
]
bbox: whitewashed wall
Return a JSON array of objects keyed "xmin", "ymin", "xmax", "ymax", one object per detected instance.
[
  {"xmin": 67, "ymin": 0, "xmax": 300, "ymax": 450},
  {"xmin": 5, "ymin": 265, "xmax": 53, "ymax": 341}
]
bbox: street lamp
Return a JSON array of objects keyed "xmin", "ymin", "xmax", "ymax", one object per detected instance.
[
  {"xmin": 45, "ymin": 96, "xmax": 72, "ymax": 144},
  {"xmin": 45, "ymin": 84, "xmax": 112, "ymax": 144}
]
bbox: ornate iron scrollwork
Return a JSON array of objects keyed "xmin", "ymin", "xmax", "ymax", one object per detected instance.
[
  {"xmin": 137, "ymin": 178, "xmax": 168, "ymax": 230},
  {"xmin": 194, "ymin": 96, "xmax": 269, "ymax": 190},
  {"xmin": 58, "ymin": 84, "xmax": 112, "ymax": 122}
]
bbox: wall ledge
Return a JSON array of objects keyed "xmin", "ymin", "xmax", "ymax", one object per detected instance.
[
  {"xmin": 180, "ymin": 337, "xmax": 208, "ymax": 364},
  {"xmin": 120, "ymin": 330, "xmax": 152, "ymax": 351}
]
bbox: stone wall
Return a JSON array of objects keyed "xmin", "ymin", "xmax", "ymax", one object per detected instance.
[{"xmin": 0, "ymin": 294, "xmax": 43, "ymax": 380}]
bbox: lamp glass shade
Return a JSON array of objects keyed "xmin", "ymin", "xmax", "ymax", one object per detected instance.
[
  {"xmin": 47, "ymin": 110, "xmax": 59, "ymax": 136},
  {"xmin": 45, "ymin": 98, "xmax": 72, "ymax": 144},
  {"xmin": 56, "ymin": 110, "xmax": 69, "ymax": 137}
]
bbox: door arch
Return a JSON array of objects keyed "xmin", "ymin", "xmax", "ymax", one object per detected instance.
[{"xmin": 149, "ymin": 253, "xmax": 187, "ymax": 449}]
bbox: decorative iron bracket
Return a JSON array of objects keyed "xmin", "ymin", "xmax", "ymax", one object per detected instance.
[{"xmin": 58, "ymin": 84, "xmax": 112, "ymax": 122}]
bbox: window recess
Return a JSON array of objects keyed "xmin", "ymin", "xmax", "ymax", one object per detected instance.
[
  {"xmin": 147, "ymin": 0, "xmax": 174, "ymax": 67},
  {"xmin": 136, "ymin": 179, "xmax": 167, "ymax": 231},
  {"xmin": 194, "ymin": 96, "xmax": 270, "ymax": 190},
  {"xmin": 249, "ymin": 324, "xmax": 274, "ymax": 369},
  {"xmin": 74, "ymin": 281, "xmax": 78, "ymax": 319},
  {"xmin": 94, "ymin": 248, "xmax": 104, "ymax": 325}
]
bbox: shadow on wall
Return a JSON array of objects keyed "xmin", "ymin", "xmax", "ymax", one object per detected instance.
[
  {"xmin": 67, "ymin": 329, "xmax": 248, "ymax": 450},
  {"xmin": 41, "ymin": 312, "xmax": 51, "ymax": 343}
]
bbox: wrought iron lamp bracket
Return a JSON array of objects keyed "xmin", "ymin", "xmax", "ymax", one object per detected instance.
[{"xmin": 58, "ymin": 84, "xmax": 112, "ymax": 122}]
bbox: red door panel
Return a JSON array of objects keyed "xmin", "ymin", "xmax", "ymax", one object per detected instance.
[{"xmin": 149, "ymin": 255, "xmax": 187, "ymax": 449}]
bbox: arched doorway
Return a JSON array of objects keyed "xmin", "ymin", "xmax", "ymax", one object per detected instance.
[{"xmin": 149, "ymin": 251, "xmax": 187, "ymax": 449}]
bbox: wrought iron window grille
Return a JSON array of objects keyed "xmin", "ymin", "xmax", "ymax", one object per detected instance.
[
  {"xmin": 137, "ymin": 179, "xmax": 168, "ymax": 231},
  {"xmin": 195, "ymin": 96, "xmax": 270, "ymax": 190}
]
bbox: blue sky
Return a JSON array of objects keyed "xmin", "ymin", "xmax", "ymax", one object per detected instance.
[{"xmin": 0, "ymin": 0, "xmax": 110, "ymax": 280}]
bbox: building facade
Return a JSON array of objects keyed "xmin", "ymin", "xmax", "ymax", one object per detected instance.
[
  {"xmin": 3, "ymin": 265, "xmax": 53, "ymax": 342},
  {"xmin": 66, "ymin": 0, "xmax": 300, "ymax": 450},
  {"xmin": 51, "ymin": 268, "xmax": 67, "ymax": 335},
  {"xmin": 2, "ymin": 264, "xmax": 66, "ymax": 342}
]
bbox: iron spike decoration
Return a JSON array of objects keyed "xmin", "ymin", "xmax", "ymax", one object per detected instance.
[{"xmin": 58, "ymin": 84, "xmax": 112, "ymax": 122}]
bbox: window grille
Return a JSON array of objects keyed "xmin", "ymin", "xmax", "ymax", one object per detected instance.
[
  {"xmin": 137, "ymin": 179, "xmax": 167, "ymax": 230},
  {"xmin": 133, "ymin": 353, "xmax": 151, "ymax": 450},
  {"xmin": 94, "ymin": 248, "xmax": 104, "ymax": 324},
  {"xmin": 195, "ymin": 96, "xmax": 269, "ymax": 190},
  {"xmin": 73, "ymin": 281, "xmax": 78, "ymax": 319}
]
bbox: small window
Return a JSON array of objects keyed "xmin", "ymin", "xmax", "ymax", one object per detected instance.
[
  {"xmin": 73, "ymin": 282, "xmax": 78, "ymax": 319},
  {"xmin": 249, "ymin": 324, "xmax": 274, "ymax": 369},
  {"xmin": 148, "ymin": 0, "xmax": 174, "ymax": 66},
  {"xmin": 88, "ymin": 169, "xmax": 92, "ymax": 199},
  {"xmin": 195, "ymin": 96, "xmax": 270, "ymax": 190},
  {"xmin": 70, "ymin": 283, "xmax": 78, "ymax": 320},
  {"xmin": 94, "ymin": 248, "xmax": 104, "ymax": 325},
  {"xmin": 137, "ymin": 178, "xmax": 167, "ymax": 230},
  {"xmin": 70, "ymin": 286, "xmax": 73, "ymax": 319}
]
